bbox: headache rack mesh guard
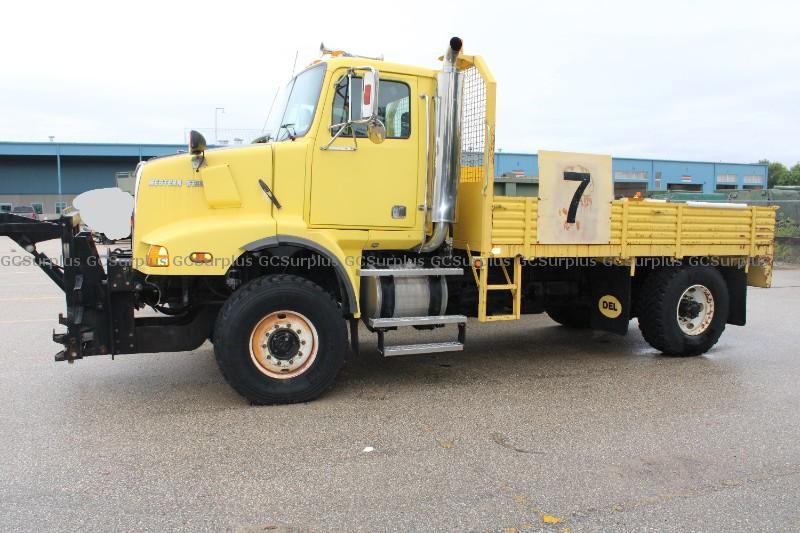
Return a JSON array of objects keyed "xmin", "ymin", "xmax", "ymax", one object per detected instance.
[
  {"xmin": 459, "ymin": 63, "xmax": 487, "ymax": 185},
  {"xmin": 451, "ymin": 54, "xmax": 496, "ymax": 255}
]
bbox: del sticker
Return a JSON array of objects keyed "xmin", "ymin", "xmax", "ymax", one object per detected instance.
[{"xmin": 598, "ymin": 294, "xmax": 622, "ymax": 319}]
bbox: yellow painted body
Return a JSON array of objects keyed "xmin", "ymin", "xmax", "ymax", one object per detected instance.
[
  {"xmin": 133, "ymin": 58, "xmax": 437, "ymax": 317},
  {"xmin": 490, "ymin": 197, "xmax": 777, "ymax": 261},
  {"xmin": 131, "ymin": 52, "xmax": 777, "ymax": 321}
]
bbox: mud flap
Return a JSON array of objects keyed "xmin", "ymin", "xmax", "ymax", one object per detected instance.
[
  {"xmin": 719, "ymin": 266, "xmax": 747, "ymax": 326},
  {"xmin": 589, "ymin": 264, "xmax": 631, "ymax": 335}
]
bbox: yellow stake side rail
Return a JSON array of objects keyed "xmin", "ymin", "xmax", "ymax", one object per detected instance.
[
  {"xmin": 466, "ymin": 197, "xmax": 777, "ymax": 322},
  {"xmin": 489, "ymin": 197, "xmax": 776, "ymax": 260}
]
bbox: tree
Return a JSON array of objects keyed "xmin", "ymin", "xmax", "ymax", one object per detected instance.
[
  {"xmin": 788, "ymin": 163, "xmax": 800, "ymax": 186},
  {"xmin": 760, "ymin": 159, "xmax": 790, "ymax": 187}
]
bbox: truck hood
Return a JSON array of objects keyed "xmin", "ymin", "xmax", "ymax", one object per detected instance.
[{"xmin": 132, "ymin": 143, "xmax": 275, "ymax": 273}]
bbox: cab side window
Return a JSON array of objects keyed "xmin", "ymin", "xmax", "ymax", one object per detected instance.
[{"xmin": 331, "ymin": 76, "xmax": 411, "ymax": 139}]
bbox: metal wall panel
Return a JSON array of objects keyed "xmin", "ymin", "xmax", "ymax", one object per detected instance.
[
  {"xmin": 0, "ymin": 156, "xmax": 57, "ymax": 194},
  {"xmin": 494, "ymin": 152, "xmax": 537, "ymax": 177},
  {"xmin": 496, "ymin": 153, "xmax": 768, "ymax": 193},
  {"xmin": 60, "ymin": 156, "xmax": 140, "ymax": 194}
]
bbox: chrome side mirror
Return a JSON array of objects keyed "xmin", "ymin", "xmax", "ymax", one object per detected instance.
[
  {"xmin": 322, "ymin": 66, "xmax": 385, "ymax": 151},
  {"xmin": 360, "ymin": 69, "xmax": 379, "ymax": 122},
  {"xmin": 367, "ymin": 121, "xmax": 386, "ymax": 144},
  {"xmin": 362, "ymin": 69, "xmax": 385, "ymax": 144}
]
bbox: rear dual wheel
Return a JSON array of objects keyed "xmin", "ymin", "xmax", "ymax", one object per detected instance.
[{"xmin": 213, "ymin": 274, "xmax": 347, "ymax": 404}]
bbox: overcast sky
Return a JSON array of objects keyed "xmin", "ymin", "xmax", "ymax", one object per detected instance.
[{"xmin": 2, "ymin": 0, "xmax": 798, "ymax": 164}]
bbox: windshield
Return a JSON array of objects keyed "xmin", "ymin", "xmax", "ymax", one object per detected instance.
[
  {"xmin": 263, "ymin": 63, "xmax": 326, "ymax": 142},
  {"xmin": 12, "ymin": 206, "xmax": 34, "ymax": 213}
]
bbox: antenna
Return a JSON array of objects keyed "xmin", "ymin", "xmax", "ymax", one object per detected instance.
[
  {"xmin": 261, "ymin": 87, "xmax": 280, "ymax": 133},
  {"xmin": 290, "ymin": 50, "xmax": 299, "ymax": 77}
]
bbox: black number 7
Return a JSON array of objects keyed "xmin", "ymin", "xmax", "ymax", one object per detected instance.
[{"xmin": 563, "ymin": 171, "xmax": 591, "ymax": 223}]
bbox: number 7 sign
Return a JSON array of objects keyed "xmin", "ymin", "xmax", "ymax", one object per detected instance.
[
  {"xmin": 536, "ymin": 151, "xmax": 613, "ymax": 244},
  {"xmin": 562, "ymin": 171, "xmax": 591, "ymax": 224}
]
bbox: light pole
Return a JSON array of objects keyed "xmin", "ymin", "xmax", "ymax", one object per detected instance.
[{"xmin": 214, "ymin": 107, "xmax": 225, "ymax": 144}]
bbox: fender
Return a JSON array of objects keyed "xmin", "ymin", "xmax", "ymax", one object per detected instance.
[{"xmin": 243, "ymin": 234, "xmax": 358, "ymax": 315}]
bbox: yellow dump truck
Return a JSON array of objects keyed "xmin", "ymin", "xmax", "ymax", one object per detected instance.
[{"xmin": 0, "ymin": 38, "xmax": 777, "ymax": 404}]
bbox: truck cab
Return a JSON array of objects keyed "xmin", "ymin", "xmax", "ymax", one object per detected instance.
[{"xmin": 132, "ymin": 53, "xmax": 445, "ymax": 297}]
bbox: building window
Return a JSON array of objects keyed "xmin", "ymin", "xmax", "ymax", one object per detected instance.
[
  {"xmin": 743, "ymin": 175, "xmax": 763, "ymax": 185},
  {"xmin": 681, "ymin": 175, "xmax": 692, "ymax": 182},
  {"xmin": 614, "ymin": 182, "xmax": 647, "ymax": 198},
  {"xmin": 668, "ymin": 183, "xmax": 702, "ymax": 192},
  {"xmin": 614, "ymin": 170, "xmax": 648, "ymax": 180},
  {"xmin": 0, "ymin": 203, "xmax": 11, "ymax": 213},
  {"xmin": 31, "ymin": 203, "xmax": 44, "ymax": 215},
  {"xmin": 716, "ymin": 184, "xmax": 737, "ymax": 190},
  {"xmin": 716, "ymin": 173, "xmax": 737, "ymax": 184},
  {"xmin": 55, "ymin": 202, "xmax": 67, "ymax": 215}
]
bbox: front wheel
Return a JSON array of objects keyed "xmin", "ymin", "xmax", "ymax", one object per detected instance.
[
  {"xmin": 213, "ymin": 274, "xmax": 347, "ymax": 404},
  {"xmin": 637, "ymin": 266, "xmax": 729, "ymax": 356}
]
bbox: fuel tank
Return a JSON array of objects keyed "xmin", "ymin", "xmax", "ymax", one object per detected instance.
[{"xmin": 360, "ymin": 275, "xmax": 448, "ymax": 319}]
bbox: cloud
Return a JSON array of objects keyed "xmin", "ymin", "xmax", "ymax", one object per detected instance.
[{"xmin": 2, "ymin": 0, "xmax": 798, "ymax": 163}]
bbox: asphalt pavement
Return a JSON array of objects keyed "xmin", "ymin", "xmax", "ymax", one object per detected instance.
[{"xmin": 1, "ymin": 238, "xmax": 799, "ymax": 532}]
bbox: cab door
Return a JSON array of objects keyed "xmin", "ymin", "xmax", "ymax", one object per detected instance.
[{"xmin": 311, "ymin": 70, "xmax": 419, "ymax": 228}]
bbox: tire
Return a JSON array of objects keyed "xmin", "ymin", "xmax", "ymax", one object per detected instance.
[
  {"xmin": 545, "ymin": 305, "xmax": 591, "ymax": 329},
  {"xmin": 637, "ymin": 266, "xmax": 729, "ymax": 356},
  {"xmin": 213, "ymin": 274, "xmax": 347, "ymax": 404}
]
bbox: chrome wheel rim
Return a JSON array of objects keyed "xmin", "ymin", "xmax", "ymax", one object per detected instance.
[
  {"xmin": 676, "ymin": 284, "xmax": 715, "ymax": 336},
  {"xmin": 249, "ymin": 311, "xmax": 318, "ymax": 379}
]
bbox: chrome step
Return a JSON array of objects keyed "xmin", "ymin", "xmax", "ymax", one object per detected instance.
[
  {"xmin": 366, "ymin": 315, "xmax": 467, "ymax": 328},
  {"xmin": 359, "ymin": 267, "xmax": 463, "ymax": 278},
  {"xmin": 371, "ymin": 315, "xmax": 467, "ymax": 357},
  {"xmin": 383, "ymin": 341, "xmax": 463, "ymax": 357}
]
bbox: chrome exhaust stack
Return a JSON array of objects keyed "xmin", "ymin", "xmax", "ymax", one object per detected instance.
[{"xmin": 420, "ymin": 37, "xmax": 464, "ymax": 252}]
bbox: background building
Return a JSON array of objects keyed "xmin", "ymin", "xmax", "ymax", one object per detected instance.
[
  {"xmin": 495, "ymin": 152, "xmax": 767, "ymax": 197},
  {"xmin": 0, "ymin": 142, "xmax": 184, "ymax": 216},
  {"xmin": 0, "ymin": 141, "xmax": 768, "ymax": 216}
]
